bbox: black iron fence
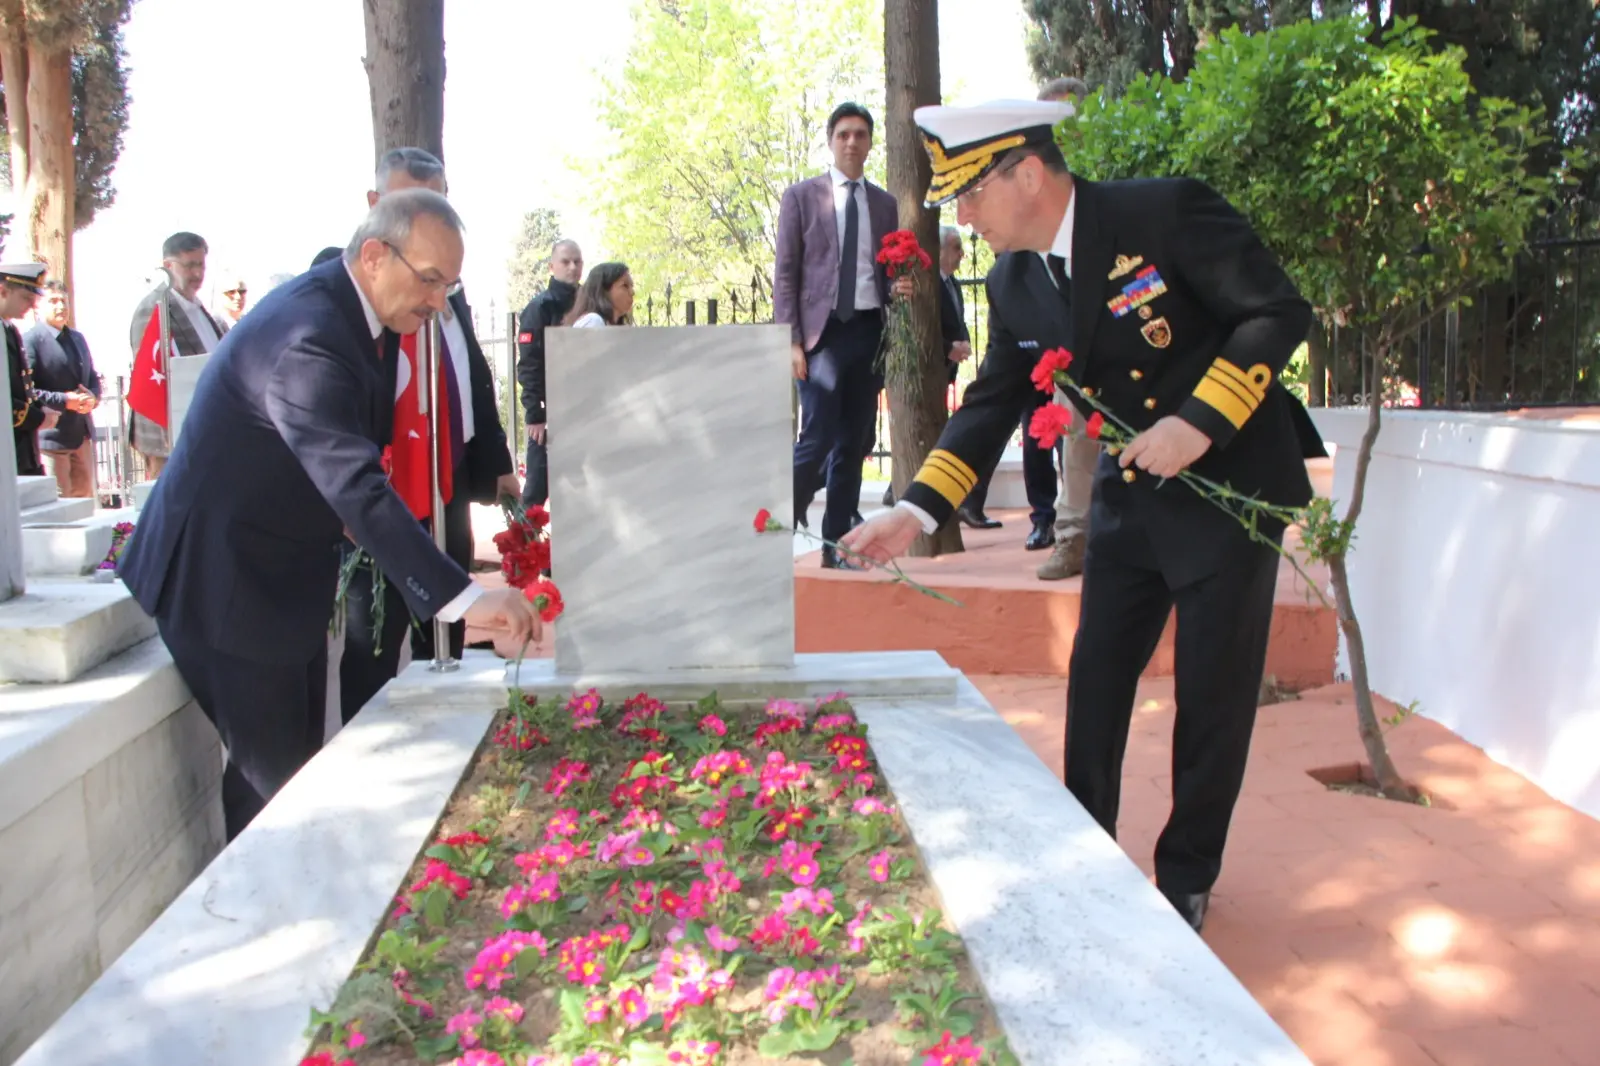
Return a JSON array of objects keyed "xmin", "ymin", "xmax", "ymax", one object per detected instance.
[{"xmin": 1319, "ymin": 233, "xmax": 1600, "ymax": 410}]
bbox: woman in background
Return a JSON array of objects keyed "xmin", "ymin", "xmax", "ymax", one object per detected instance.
[{"xmin": 566, "ymin": 262, "xmax": 635, "ymax": 327}]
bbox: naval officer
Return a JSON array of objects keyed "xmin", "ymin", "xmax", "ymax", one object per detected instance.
[{"xmin": 845, "ymin": 100, "xmax": 1322, "ymax": 932}]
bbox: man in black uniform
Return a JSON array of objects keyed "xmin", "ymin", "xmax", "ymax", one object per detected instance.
[
  {"xmin": 515, "ymin": 240, "xmax": 583, "ymax": 509},
  {"xmin": 845, "ymin": 101, "xmax": 1320, "ymax": 933},
  {"xmin": 3, "ymin": 263, "xmax": 48, "ymax": 477}
]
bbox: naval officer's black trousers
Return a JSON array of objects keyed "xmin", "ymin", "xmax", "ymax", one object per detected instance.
[{"xmin": 1064, "ymin": 518, "xmax": 1281, "ymax": 895}]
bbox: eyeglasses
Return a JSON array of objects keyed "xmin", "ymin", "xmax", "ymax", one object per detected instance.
[
  {"xmin": 960, "ymin": 154, "xmax": 1027, "ymax": 204},
  {"xmin": 384, "ymin": 241, "xmax": 463, "ymax": 297}
]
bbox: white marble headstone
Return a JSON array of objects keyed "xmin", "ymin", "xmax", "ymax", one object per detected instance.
[
  {"xmin": 166, "ymin": 352, "xmax": 212, "ymax": 450},
  {"xmin": 547, "ymin": 325, "xmax": 794, "ymax": 675},
  {"xmin": 1, "ymin": 368, "xmax": 24, "ymax": 601}
]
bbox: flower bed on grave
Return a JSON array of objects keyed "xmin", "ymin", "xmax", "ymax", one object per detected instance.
[{"xmin": 301, "ymin": 691, "xmax": 1013, "ymax": 1066}]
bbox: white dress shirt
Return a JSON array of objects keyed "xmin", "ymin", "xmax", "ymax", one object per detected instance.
[
  {"xmin": 440, "ymin": 303, "xmax": 475, "ymax": 445},
  {"xmin": 343, "ymin": 260, "xmax": 481, "ymax": 623},
  {"xmin": 830, "ymin": 167, "xmax": 880, "ymax": 312},
  {"xmin": 170, "ymin": 289, "xmax": 223, "ymax": 352},
  {"xmin": 893, "ymin": 193, "xmax": 1076, "ymax": 535}
]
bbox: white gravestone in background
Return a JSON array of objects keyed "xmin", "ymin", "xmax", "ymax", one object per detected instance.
[
  {"xmin": 547, "ymin": 324, "xmax": 795, "ymax": 675},
  {"xmin": 166, "ymin": 353, "xmax": 213, "ymax": 451},
  {"xmin": 1, "ymin": 368, "xmax": 24, "ymax": 600}
]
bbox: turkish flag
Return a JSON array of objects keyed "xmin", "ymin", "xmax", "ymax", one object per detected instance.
[
  {"xmin": 388, "ymin": 330, "xmax": 454, "ymax": 519},
  {"xmin": 126, "ymin": 307, "xmax": 169, "ymax": 427}
]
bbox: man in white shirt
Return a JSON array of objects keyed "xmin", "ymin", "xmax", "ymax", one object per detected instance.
[
  {"xmin": 773, "ymin": 102, "xmax": 898, "ymax": 567},
  {"xmin": 127, "ymin": 232, "xmax": 225, "ymax": 476},
  {"xmin": 337, "ymin": 147, "xmax": 520, "ymax": 726}
]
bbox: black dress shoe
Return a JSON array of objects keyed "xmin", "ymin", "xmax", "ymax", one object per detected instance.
[
  {"xmin": 1160, "ymin": 888, "xmax": 1210, "ymax": 932},
  {"xmin": 821, "ymin": 545, "xmax": 865, "ymax": 570},
  {"xmin": 1024, "ymin": 520, "xmax": 1056, "ymax": 551},
  {"xmin": 957, "ymin": 506, "xmax": 1002, "ymax": 530}
]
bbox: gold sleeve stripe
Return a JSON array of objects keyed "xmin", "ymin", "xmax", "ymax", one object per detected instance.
[
  {"xmin": 1192, "ymin": 360, "xmax": 1275, "ymax": 430},
  {"xmin": 924, "ymin": 450, "xmax": 977, "ymax": 494},
  {"xmin": 914, "ymin": 449, "xmax": 979, "ymax": 506}
]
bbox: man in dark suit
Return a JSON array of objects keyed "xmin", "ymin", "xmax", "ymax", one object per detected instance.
[
  {"xmin": 26, "ymin": 282, "xmax": 102, "ymax": 498},
  {"xmin": 119, "ymin": 189, "xmax": 541, "ymax": 841},
  {"xmin": 774, "ymin": 102, "xmax": 898, "ymax": 567},
  {"xmin": 337, "ymin": 147, "xmax": 521, "ymax": 726},
  {"xmin": 516, "ymin": 239, "xmax": 583, "ymax": 510},
  {"xmin": 3, "ymin": 263, "xmax": 47, "ymax": 477},
  {"xmin": 847, "ymin": 101, "xmax": 1324, "ymax": 933}
]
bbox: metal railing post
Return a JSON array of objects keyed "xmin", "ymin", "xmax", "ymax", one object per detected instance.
[{"xmin": 419, "ymin": 316, "xmax": 458, "ymax": 673}]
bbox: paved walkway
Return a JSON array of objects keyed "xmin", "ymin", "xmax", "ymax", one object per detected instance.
[{"xmin": 976, "ymin": 675, "xmax": 1600, "ymax": 1066}]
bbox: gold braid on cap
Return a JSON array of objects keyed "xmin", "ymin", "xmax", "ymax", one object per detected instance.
[{"xmin": 923, "ymin": 132, "xmax": 1029, "ymax": 203}]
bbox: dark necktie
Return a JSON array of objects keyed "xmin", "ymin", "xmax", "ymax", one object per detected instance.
[
  {"xmin": 1046, "ymin": 253, "xmax": 1072, "ymax": 315},
  {"xmin": 836, "ymin": 180, "xmax": 860, "ymax": 321}
]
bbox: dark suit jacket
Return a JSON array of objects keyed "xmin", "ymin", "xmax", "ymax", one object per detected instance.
[
  {"xmin": 119, "ymin": 258, "xmax": 472, "ymax": 664},
  {"xmin": 902, "ymin": 176, "xmax": 1317, "ymax": 587},
  {"xmin": 515, "ymin": 278, "xmax": 577, "ymax": 426},
  {"xmin": 940, "ymin": 274, "xmax": 969, "ymax": 383},
  {"xmin": 24, "ymin": 323, "xmax": 100, "ymax": 451},
  {"xmin": 773, "ymin": 173, "xmax": 898, "ymax": 353},
  {"xmin": 447, "ymin": 289, "xmax": 515, "ymax": 503}
]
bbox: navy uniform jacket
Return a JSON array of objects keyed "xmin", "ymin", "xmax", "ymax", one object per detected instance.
[
  {"xmin": 24, "ymin": 322, "xmax": 100, "ymax": 451},
  {"xmin": 902, "ymin": 177, "xmax": 1318, "ymax": 588},
  {"xmin": 119, "ymin": 258, "xmax": 472, "ymax": 664}
]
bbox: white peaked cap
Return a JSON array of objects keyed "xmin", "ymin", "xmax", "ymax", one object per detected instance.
[{"xmin": 912, "ymin": 99, "xmax": 1076, "ymax": 206}]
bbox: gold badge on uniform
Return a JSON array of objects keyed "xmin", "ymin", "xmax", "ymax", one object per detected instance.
[
  {"xmin": 1108, "ymin": 254, "xmax": 1145, "ymax": 280},
  {"xmin": 1140, "ymin": 316, "xmax": 1172, "ymax": 349}
]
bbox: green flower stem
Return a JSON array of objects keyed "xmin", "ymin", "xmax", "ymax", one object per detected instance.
[
  {"xmin": 1050, "ymin": 376, "xmax": 1332, "ymax": 609},
  {"xmin": 787, "ymin": 525, "xmax": 963, "ymax": 608}
]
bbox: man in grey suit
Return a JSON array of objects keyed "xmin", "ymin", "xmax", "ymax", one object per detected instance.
[
  {"xmin": 774, "ymin": 102, "xmax": 897, "ymax": 567},
  {"xmin": 118, "ymin": 189, "xmax": 541, "ymax": 841},
  {"xmin": 127, "ymin": 232, "xmax": 226, "ymax": 477},
  {"xmin": 25, "ymin": 282, "xmax": 101, "ymax": 498}
]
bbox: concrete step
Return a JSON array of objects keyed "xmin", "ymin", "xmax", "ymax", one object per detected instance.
[
  {"xmin": 132, "ymin": 481, "xmax": 156, "ymax": 510},
  {"xmin": 21, "ymin": 497, "xmax": 96, "ymax": 525},
  {"xmin": 17, "ymin": 475, "xmax": 57, "ymax": 510},
  {"xmin": 0, "ymin": 579, "xmax": 157, "ymax": 683},
  {"xmin": 21, "ymin": 511, "xmax": 133, "ymax": 576}
]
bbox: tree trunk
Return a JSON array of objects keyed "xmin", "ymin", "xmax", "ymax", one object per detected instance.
[
  {"xmin": 884, "ymin": 0, "xmax": 961, "ymax": 557},
  {"xmin": 23, "ymin": 41, "xmax": 72, "ymax": 288},
  {"xmin": 1326, "ymin": 336, "xmax": 1411, "ymax": 800},
  {"xmin": 362, "ymin": 0, "xmax": 446, "ymax": 165},
  {"xmin": 0, "ymin": 23, "xmax": 30, "ymax": 225},
  {"xmin": 1306, "ymin": 324, "xmax": 1328, "ymax": 407}
]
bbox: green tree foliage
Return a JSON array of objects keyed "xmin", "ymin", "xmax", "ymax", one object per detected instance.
[
  {"xmin": 0, "ymin": 0, "xmax": 134, "ymax": 232},
  {"xmin": 505, "ymin": 207, "xmax": 565, "ymax": 312},
  {"xmin": 1021, "ymin": 0, "xmax": 1200, "ymax": 94},
  {"xmin": 585, "ymin": 0, "xmax": 883, "ymax": 304}
]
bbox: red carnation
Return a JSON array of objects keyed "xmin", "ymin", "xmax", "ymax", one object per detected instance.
[
  {"xmin": 525, "ymin": 578, "xmax": 565, "ymax": 622},
  {"xmin": 1028, "ymin": 402, "xmax": 1075, "ymax": 449},
  {"xmin": 523, "ymin": 505, "xmax": 550, "ymax": 532},
  {"xmin": 1086, "ymin": 412, "xmax": 1105, "ymax": 440},
  {"xmin": 753, "ymin": 508, "xmax": 782, "ymax": 533},
  {"xmin": 1030, "ymin": 348, "xmax": 1074, "ymax": 393}
]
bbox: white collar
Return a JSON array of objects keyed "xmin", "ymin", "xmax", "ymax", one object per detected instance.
[
  {"xmin": 169, "ymin": 287, "xmax": 200, "ymax": 309},
  {"xmin": 830, "ymin": 166, "xmax": 866, "ymax": 188},
  {"xmin": 342, "ymin": 258, "xmax": 383, "ymax": 339},
  {"xmin": 1035, "ymin": 187, "xmax": 1076, "ymax": 276}
]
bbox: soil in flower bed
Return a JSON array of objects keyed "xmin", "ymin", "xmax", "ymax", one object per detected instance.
[{"xmin": 302, "ymin": 690, "xmax": 1015, "ymax": 1066}]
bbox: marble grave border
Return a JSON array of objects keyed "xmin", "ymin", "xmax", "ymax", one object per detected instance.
[{"xmin": 17, "ymin": 651, "xmax": 1311, "ymax": 1066}]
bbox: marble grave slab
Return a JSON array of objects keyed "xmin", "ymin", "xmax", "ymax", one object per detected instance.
[{"xmin": 546, "ymin": 325, "xmax": 794, "ymax": 675}]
